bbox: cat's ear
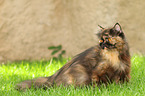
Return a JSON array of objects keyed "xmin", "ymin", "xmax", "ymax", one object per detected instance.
[
  {"xmin": 97, "ymin": 25, "xmax": 104, "ymax": 38},
  {"xmin": 98, "ymin": 25, "xmax": 104, "ymax": 30},
  {"xmin": 114, "ymin": 23, "xmax": 122, "ymax": 33}
]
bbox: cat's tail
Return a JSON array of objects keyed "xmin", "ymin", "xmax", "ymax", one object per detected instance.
[{"xmin": 15, "ymin": 76, "xmax": 53, "ymax": 91}]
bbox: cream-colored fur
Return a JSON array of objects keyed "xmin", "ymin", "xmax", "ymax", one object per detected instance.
[{"xmin": 101, "ymin": 49, "xmax": 125, "ymax": 71}]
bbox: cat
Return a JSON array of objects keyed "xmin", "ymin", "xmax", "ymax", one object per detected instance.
[{"xmin": 16, "ymin": 23, "xmax": 131, "ymax": 90}]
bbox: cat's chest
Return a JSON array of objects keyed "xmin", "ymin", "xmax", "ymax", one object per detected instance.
[{"xmin": 100, "ymin": 49, "xmax": 125, "ymax": 71}]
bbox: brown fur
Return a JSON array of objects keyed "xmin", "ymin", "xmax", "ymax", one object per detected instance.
[{"xmin": 16, "ymin": 23, "xmax": 131, "ymax": 90}]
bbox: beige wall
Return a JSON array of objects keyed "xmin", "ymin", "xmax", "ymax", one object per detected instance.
[
  {"xmin": 0, "ymin": 0, "xmax": 144, "ymax": 61},
  {"xmin": 118, "ymin": 0, "xmax": 145, "ymax": 54}
]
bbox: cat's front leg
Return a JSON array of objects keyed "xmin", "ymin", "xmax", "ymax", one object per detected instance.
[
  {"xmin": 91, "ymin": 71, "xmax": 99, "ymax": 87},
  {"xmin": 91, "ymin": 66, "xmax": 106, "ymax": 86},
  {"xmin": 113, "ymin": 76, "xmax": 121, "ymax": 84},
  {"xmin": 115, "ymin": 72, "xmax": 130, "ymax": 84}
]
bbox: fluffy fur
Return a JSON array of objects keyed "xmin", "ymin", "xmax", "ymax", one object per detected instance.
[{"xmin": 16, "ymin": 23, "xmax": 131, "ymax": 90}]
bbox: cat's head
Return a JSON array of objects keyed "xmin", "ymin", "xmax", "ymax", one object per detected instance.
[{"xmin": 97, "ymin": 23, "xmax": 126, "ymax": 50}]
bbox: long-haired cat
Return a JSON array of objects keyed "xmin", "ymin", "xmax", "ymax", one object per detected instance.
[{"xmin": 16, "ymin": 23, "xmax": 131, "ymax": 90}]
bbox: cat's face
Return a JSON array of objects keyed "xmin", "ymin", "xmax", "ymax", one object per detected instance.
[{"xmin": 98, "ymin": 23, "xmax": 126, "ymax": 50}]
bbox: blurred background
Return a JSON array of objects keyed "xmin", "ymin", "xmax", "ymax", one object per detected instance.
[{"xmin": 0, "ymin": 0, "xmax": 145, "ymax": 62}]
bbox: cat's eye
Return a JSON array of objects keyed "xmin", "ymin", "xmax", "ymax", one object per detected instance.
[
  {"xmin": 99, "ymin": 39, "xmax": 103, "ymax": 43},
  {"xmin": 108, "ymin": 38, "xmax": 112, "ymax": 42}
]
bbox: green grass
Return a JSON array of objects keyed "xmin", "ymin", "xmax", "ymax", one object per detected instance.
[{"xmin": 0, "ymin": 55, "xmax": 145, "ymax": 96}]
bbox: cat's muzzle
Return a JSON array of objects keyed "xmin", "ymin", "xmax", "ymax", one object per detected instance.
[{"xmin": 100, "ymin": 42, "xmax": 116, "ymax": 49}]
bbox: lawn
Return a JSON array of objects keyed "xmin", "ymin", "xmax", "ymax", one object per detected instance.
[{"xmin": 0, "ymin": 55, "xmax": 145, "ymax": 96}]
